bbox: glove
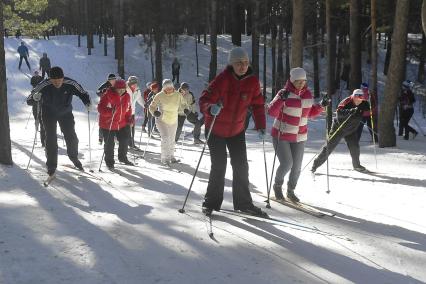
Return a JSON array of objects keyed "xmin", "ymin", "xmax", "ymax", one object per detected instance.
[
  {"xmin": 278, "ymin": 90, "xmax": 290, "ymax": 100},
  {"xmin": 210, "ymin": 103, "xmax": 222, "ymax": 116},
  {"xmin": 194, "ymin": 111, "xmax": 199, "ymax": 117},
  {"xmin": 85, "ymin": 103, "xmax": 91, "ymax": 112},
  {"xmin": 183, "ymin": 108, "xmax": 190, "ymax": 115},
  {"xmin": 153, "ymin": 110, "xmax": 162, "ymax": 117},
  {"xmin": 32, "ymin": 92, "xmax": 42, "ymax": 102},
  {"xmin": 349, "ymin": 108, "xmax": 358, "ymax": 115},
  {"xmin": 357, "ymin": 101, "xmax": 370, "ymax": 112},
  {"xmin": 320, "ymin": 96, "xmax": 331, "ymax": 107},
  {"xmin": 128, "ymin": 116, "xmax": 135, "ymax": 126},
  {"xmin": 258, "ymin": 129, "xmax": 266, "ymax": 140}
]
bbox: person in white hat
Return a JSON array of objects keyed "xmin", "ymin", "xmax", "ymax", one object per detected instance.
[
  {"xmin": 268, "ymin": 67, "xmax": 329, "ymax": 202},
  {"xmin": 312, "ymin": 88, "xmax": 371, "ymax": 174}
]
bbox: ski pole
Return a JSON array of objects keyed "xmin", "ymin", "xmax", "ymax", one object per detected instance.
[
  {"xmin": 87, "ymin": 110, "xmax": 94, "ymax": 172},
  {"xmin": 262, "ymin": 137, "xmax": 271, "ymax": 208},
  {"xmin": 26, "ymin": 102, "xmax": 40, "ymax": 170},
  {"xmin": 368, "ymin": 94, "xmax": 378, "ymax": 169},
  {"xmin": 24, "ymin": 108, "xmax": 33, "ymax": 129},
  {"xmin": 179, "ymin": 125, "xmax": 186, "ymax": 158},
  {"xmin": 142, "ymin": 115, "xmax": 155, "ymax": 159},
  {"xmin": 178, "ymin": 111, "xmax": 220, "ymax": 213},
  {"xmin": 325, "ymin": 105, "xmax": 330, "ymax": 194},
  {"xmin": 98, "ymin": 108, "xmax": 116, "ymax": 171}
]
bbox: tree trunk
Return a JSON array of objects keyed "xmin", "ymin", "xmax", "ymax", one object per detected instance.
[
  {"xmin": 325, "ymin": 0, "xmax": 336, "ymax": 131},
  {"xmin": 209, "ymin": 0, "xmax": 218, "ymax": 82},
  {"xmin": 422, "ymin": 0, "xmax": 426, "ymax": 35},
  {"xmin": 84, "ymin": 0, "xmax": 92, "ymax": 55},
  {"xmin": 263, "ymin": 31, "xmax": 267, "ymax": 100},
  {"xmin": 418, "ymin": 33, "xmax": 426, "ymax": 83},
  {"xmin": 312, "ymin": 9, "xmax": 320, "ymax": 99},
  {"xmin": 379, "ymin": 0, "xmax": 410, "ymax": 147},
  {"xmin": 370, "ymin": 0, "xmax": 379, "ymax": 135},
  {"xmin": 271, "ymin": 24, "xmax": 277, "ymax": 97},
  {"xmin": 277, "ymin": 23, "xmax": 284, "ymax": 89},
  {"xmin": 195, "ymin": 36, "xmax": 199, "ymax": 77},
  {"xmin": 231, "ymin": 0, "xmax": 242, "ymax": 46},
  {"xmin": 116, "ymin": 0, "xmax": 124, "ymax": 78},
  {"xmin": 285, "ymin": 31, "xmax": 290, "ymax": 81},
  {"xmin": 78, "ymin": 0, "xmax": 82, "ymax": 47},
  {"xmin": 0, "ymin": 3, "xmax": 12, "ymax": 165},
  {"xmin": 349, "ymin": 0, "xmax": 362, "ymax": 90},
  {"xmin": 155, "ymin": 29, "xmax": 163, "ymax": 84},
  {"xmin": 291, "ymin": 0, "xmax": 304, "ymax": 68},
  {"xmin": 251, "ymin": 0, "xmax": 260, "ymax": 77},
  {"xmin": 150, "ymin": 33, "xmax": 154, "ymax": 81}
]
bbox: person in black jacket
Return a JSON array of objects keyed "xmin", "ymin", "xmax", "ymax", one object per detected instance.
[
  {"xmin": 39, "ymin": 53, "xmax": 51, "ymax": 79},
  {"xmin": 28, "ymin": 71, "xmax": 45, "ymax": 146},
  {"xmin": 398, "ymin": 80, "xmax": 418, "ymax": 140},
  {"xmin": 311, "ymin": 89, "xmax": 370, "ymax": 173},
  {"xmin": 27, "ymin": 66, "xmax": 91, "ymax": 176},
  {"xmin": 96, "ymin": 73, "xmax": 117, "ymax": 144}
]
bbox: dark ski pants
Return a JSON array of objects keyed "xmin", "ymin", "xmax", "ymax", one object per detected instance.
[
  {"xmin": 398, "ymin": 108, "xmax": 417, "ymax": 139},
  {"xmin": 357, "ymin": 116, "xmax": 378, "ymax": 142},
  {"xmin": 312, "ymin": 121, "xmax": 361, "ymax": 171},
  {"xmin": 129, "ymin": 114, "xmax": 136, "ymax": 147},
  {"xmin": 41, "ymin": 68, "xmax": 50, "ymax": 79},
  {"xmin": 43, "ymin": 112, "xmax": 79, "ymax": 172},
  {"xmin": 272, "ymin": 138, "xmax": 305, "ymax": 190},
  {"xmin": 102, "ymin": 126, "xmax": 130, "ymax": 167},
  {"xmin": 172, "ymin": 72, "xmax": 179, "ymax": 84},
  {"xmin": 19, "ymin": 55, "xmax": 31, "ymax": 70},
  {"xmin": 175, "ymin": 113, "xmax": 203, "ymax": 142},
  {"xmin": 203, "ymin": 131, "xmax": 254, "ymax": 210},
  {"xmin": 32, "ymin": 104, "xmax": 45, "ymax": 146}
]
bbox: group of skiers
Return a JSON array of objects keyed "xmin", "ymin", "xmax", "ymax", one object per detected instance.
[
  {"xmin": 17, "ymin": 41, "xmax": 51, "ymax": 77},
  {"xmin": 26, "ymin": 46, "xmax": 420, "ymax": 218}
]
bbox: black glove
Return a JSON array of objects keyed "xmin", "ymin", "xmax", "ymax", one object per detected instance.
[
  {"xmin": 153, "ymin": 110, "xmax": 161, "ymax": 117},
  {"xmin": 183, "ymin": 109, "xmax": 190, "ymax": 115},
  {"xmin": 349, "ymin": 108, "xmax": 359, "ymax": 115},
  {"xmin": 357, "ymin": 101, "xmax": 370, "ymax": 112},
  {"xmin": 194, "ymin": 112, "xmax": 199, "ymax": 117},
  {"xmin": 320, "ymin": 96, "xmax": 331, "ymax": 107},
  {"xmin": 277, "ymin": 89, "xmax": 290, "ymax": 100}
]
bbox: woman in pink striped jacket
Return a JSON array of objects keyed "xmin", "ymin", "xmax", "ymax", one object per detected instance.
[{"xmin": 268, "ymin": 67, "xmax": 329, "ymax": 202}]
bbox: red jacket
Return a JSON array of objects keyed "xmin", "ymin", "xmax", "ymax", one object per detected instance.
[
  {"xmin": 98, "ymin": 88, "xmax": 132, "ymax": 130},
  {"xmin": 199, "ymin": 66, "xmax": 266, "ymax": 137}
]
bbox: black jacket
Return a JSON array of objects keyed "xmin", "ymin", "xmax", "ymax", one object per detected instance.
[
  {"xmin": 335, "ymin": 96, "xmax": 370, "ymax": 132},
  {"xmin": 27, "ymin": 77, "xmax": 91, "ymax": 117},
  {"xmin": 30, "ymin": 75, "xmax": 43, "ymax": 88}
]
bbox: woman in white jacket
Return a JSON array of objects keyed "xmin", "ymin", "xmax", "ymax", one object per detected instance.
[{"xmin": 126, "ymin": 76, "xmax": 145, "ymax": 149}]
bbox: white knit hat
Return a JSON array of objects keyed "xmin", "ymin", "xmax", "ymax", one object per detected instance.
[
  {"xmin": 352, "ymin": 89, "xmax": 364, "ymax": 97},
  {"xmin": 290, "ymin": 67, "xmax": 307, "ymax": 83},
  {"xmin": 162, "ymin": 79, "xmax": 174, "ymax": 89},
  {"xmin": 228, "ymin": 47, "xmax": 249, "ymax": 64}
]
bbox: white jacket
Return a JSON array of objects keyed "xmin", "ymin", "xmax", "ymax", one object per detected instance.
[{"xmin": 126, "ymin": 86, "xmax": 145, "ymax": 115}]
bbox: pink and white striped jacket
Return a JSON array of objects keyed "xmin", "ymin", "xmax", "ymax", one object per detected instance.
[{"xmin": 268, "ymin": 81, "xmax": 323, "ymax": 142}]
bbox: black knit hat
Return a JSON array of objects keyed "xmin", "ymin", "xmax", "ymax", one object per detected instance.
[
  {"xmin": 108, "ymin": 73, "xmax": 117, "ymax": 80},
  {"xmin": 180, "ymin": 82, "xmax": 189, "ymax": 90},
  {"xmin": 49, "ymin": 66, "xmax": 64, "ymax": 79}
]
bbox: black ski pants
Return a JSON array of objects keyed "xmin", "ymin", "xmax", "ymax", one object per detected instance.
[
  {"xmin": 398, "ymin": 108, "xmax": 417, "ymax": 139},
  {"xmin": 102, "ymin": 126, "xmax": 130, "ymax": 167},
  {"xmin": 19, "ymin": 55, "xmax": 31, "ymax": 70},
  {"xmin": 312, "ymin": 120, "xmax": 361, "ymax": 171},
  {"xmin": 43, "ymin": 112, "xmax": 79, "ymax": 172},
  {"xmin": 203, "ymin": 131, "xmax": 254, "ymax": 210},
  {"xmin": 32, "ymin": 104, "xmax": 45, "ymax": 146},
  {"xmin": 175, "ymin": 113, "xmax": 204, "ymax": 142},
  {"xmin": 357, "ymin": 116, "xmax": 378, "ymax": 142}
]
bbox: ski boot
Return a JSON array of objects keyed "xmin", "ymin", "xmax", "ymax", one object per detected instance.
[{"xmin": 287, "ymin": 188, "xmax": 300, "ymax": 203}]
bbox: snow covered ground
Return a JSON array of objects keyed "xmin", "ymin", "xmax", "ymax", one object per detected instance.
[{"xmin": 1, "ymin": 35, "xmax": 426, "ymax": 284}]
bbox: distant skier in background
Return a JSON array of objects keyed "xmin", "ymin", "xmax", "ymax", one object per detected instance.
[
  {"xmin": 27, "ymin": 66, "xmax": 92, "ymax": 176},
  {"xmin": 311, "ymin": 89, "xmax": 370, "ymax": 174},
  {"xmin": 27, "ymin": 70, "xmax": 45, "ymax": 147},
  {"xmin": 171, "ymin": 58, "xmax": 180, "ymax": 85},
  {"xmin": 39, "ymin": 53, "xmax": 51, "ymax": 79},
  {"xmin": 17, "ymin": 41, "xmax": 31, "ymax": 71},
  {"xmin": 398, "ymin": 80, "xmax": 418, "ymax": 140}
]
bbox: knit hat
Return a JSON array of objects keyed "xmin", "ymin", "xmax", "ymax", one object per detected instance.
[
  {"xmin": 180, "ymin": 82, "xmax": 189, "ymax": 90},
  {"xmin": 228, "ymin": 47, "xmax": 249, "ymax": 64},
  {"xmin": 162, "ymin": 79, "xmax": 174, "ymax": 89},
  {"xmin": 49, "ymin": 66, "xmax": 64, "ymax": 79},
  {"xmin": 360, "ymin": 82, "xmax": 369, "ymax": 89},
  {"xmin": 127, "ymin": 75, "xmax": 138, "ymax": 85},
  {"xmin": 352, "ymin": 89, "xmax": 365, "ymax": 99},
  {"xmin": 114, "ymin": 79, "xmax": 127, "ymax": 89},
  {"xmin": 289, "ymin": 67, "xmax": 307, "ymax": 83},
  {"xmin": 108, "ymin": 73, "xmax": 117, "ymax": 80},
  {"xmin": 402, "ymin": 80, "xmax": 412, "ymax": 89}
]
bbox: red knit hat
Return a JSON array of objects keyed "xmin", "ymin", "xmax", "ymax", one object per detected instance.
[{"xmin": 114, "ymin": 79, "xmax": 127, "ymax": 89}]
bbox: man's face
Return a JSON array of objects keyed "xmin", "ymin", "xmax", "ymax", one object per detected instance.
[
  {"xmin": 50, "ymin": 78, "xmax": 64, "ymax": 89},
  {"xmin": 232, "ymin": 59, "xmax": 249, "ymax": 76},
  {"xmin": 353, "ymin": 95, "xmax": 364, "ymax": 105}
]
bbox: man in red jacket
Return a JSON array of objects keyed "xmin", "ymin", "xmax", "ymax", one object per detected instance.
[
  {"xmin": 98, "ymin": 79, "xmax": 134, "ymax": 169},
  {"xmin": 199, "ymin": 47, "xmax": 267, "ymax": 217}
]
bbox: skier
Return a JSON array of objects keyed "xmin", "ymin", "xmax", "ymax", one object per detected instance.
[
  {"xmin": 199, "ymin": 47, "xmax": 267, "ymax": 217},
  {"xmin": 15, "ymin": 29, "xmax": 21, "ymax": 39},
  {"xmin": 98, "ymin": 79, "xmax": 134, "ymax": 169},
  {"xmin": 39, "ymin": 53, "xmax": 51, "ymax": 79},
  {"xmin": 268, "ymin": 67, "xmax": 328, "ymax": 202},
  {"xmin": 175, "ymin": 82, "xmax": 204, "ymax": 144},
  {"xmin": 171, "ymin": 58, "xmax": 180, "ymax": 84},
  {"xmin": 311, "ymin": 89, "xmax": 370, "ymax": 174},
  {"xmin": 17, "ymin": 41, "xmax": 31, "ymax": 71},
  {"xmin": 96, "ymin": 73, "xmax": 117, "ymax": 144},
  {"xmin": 27, "ymin": 66, "xmax": 91, "ymax": 176},
  {"xmin": 398, "ymin": 80, "xmax": 418, "ymax": 140},
  {"xmin": 149, "ymin": 79, "xmax": 185, "ymax": 164},
  {"xmin": 146, "ymin": 82, "xmax": 160, "ymax": 136},
  {"xmin": 357, "ymin": 83, "xmax": 378, "ymax": 142},
  {"xmin": 27, "ymin": 70, "xmax": 45, "ymax": 147},
  {"xmin": 141, "ymin": 81, "xmax": 152, "ymax": 133},
  {"xmin": 126, "ymin": 76, "xmax": 145, "ymax": 149}
]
